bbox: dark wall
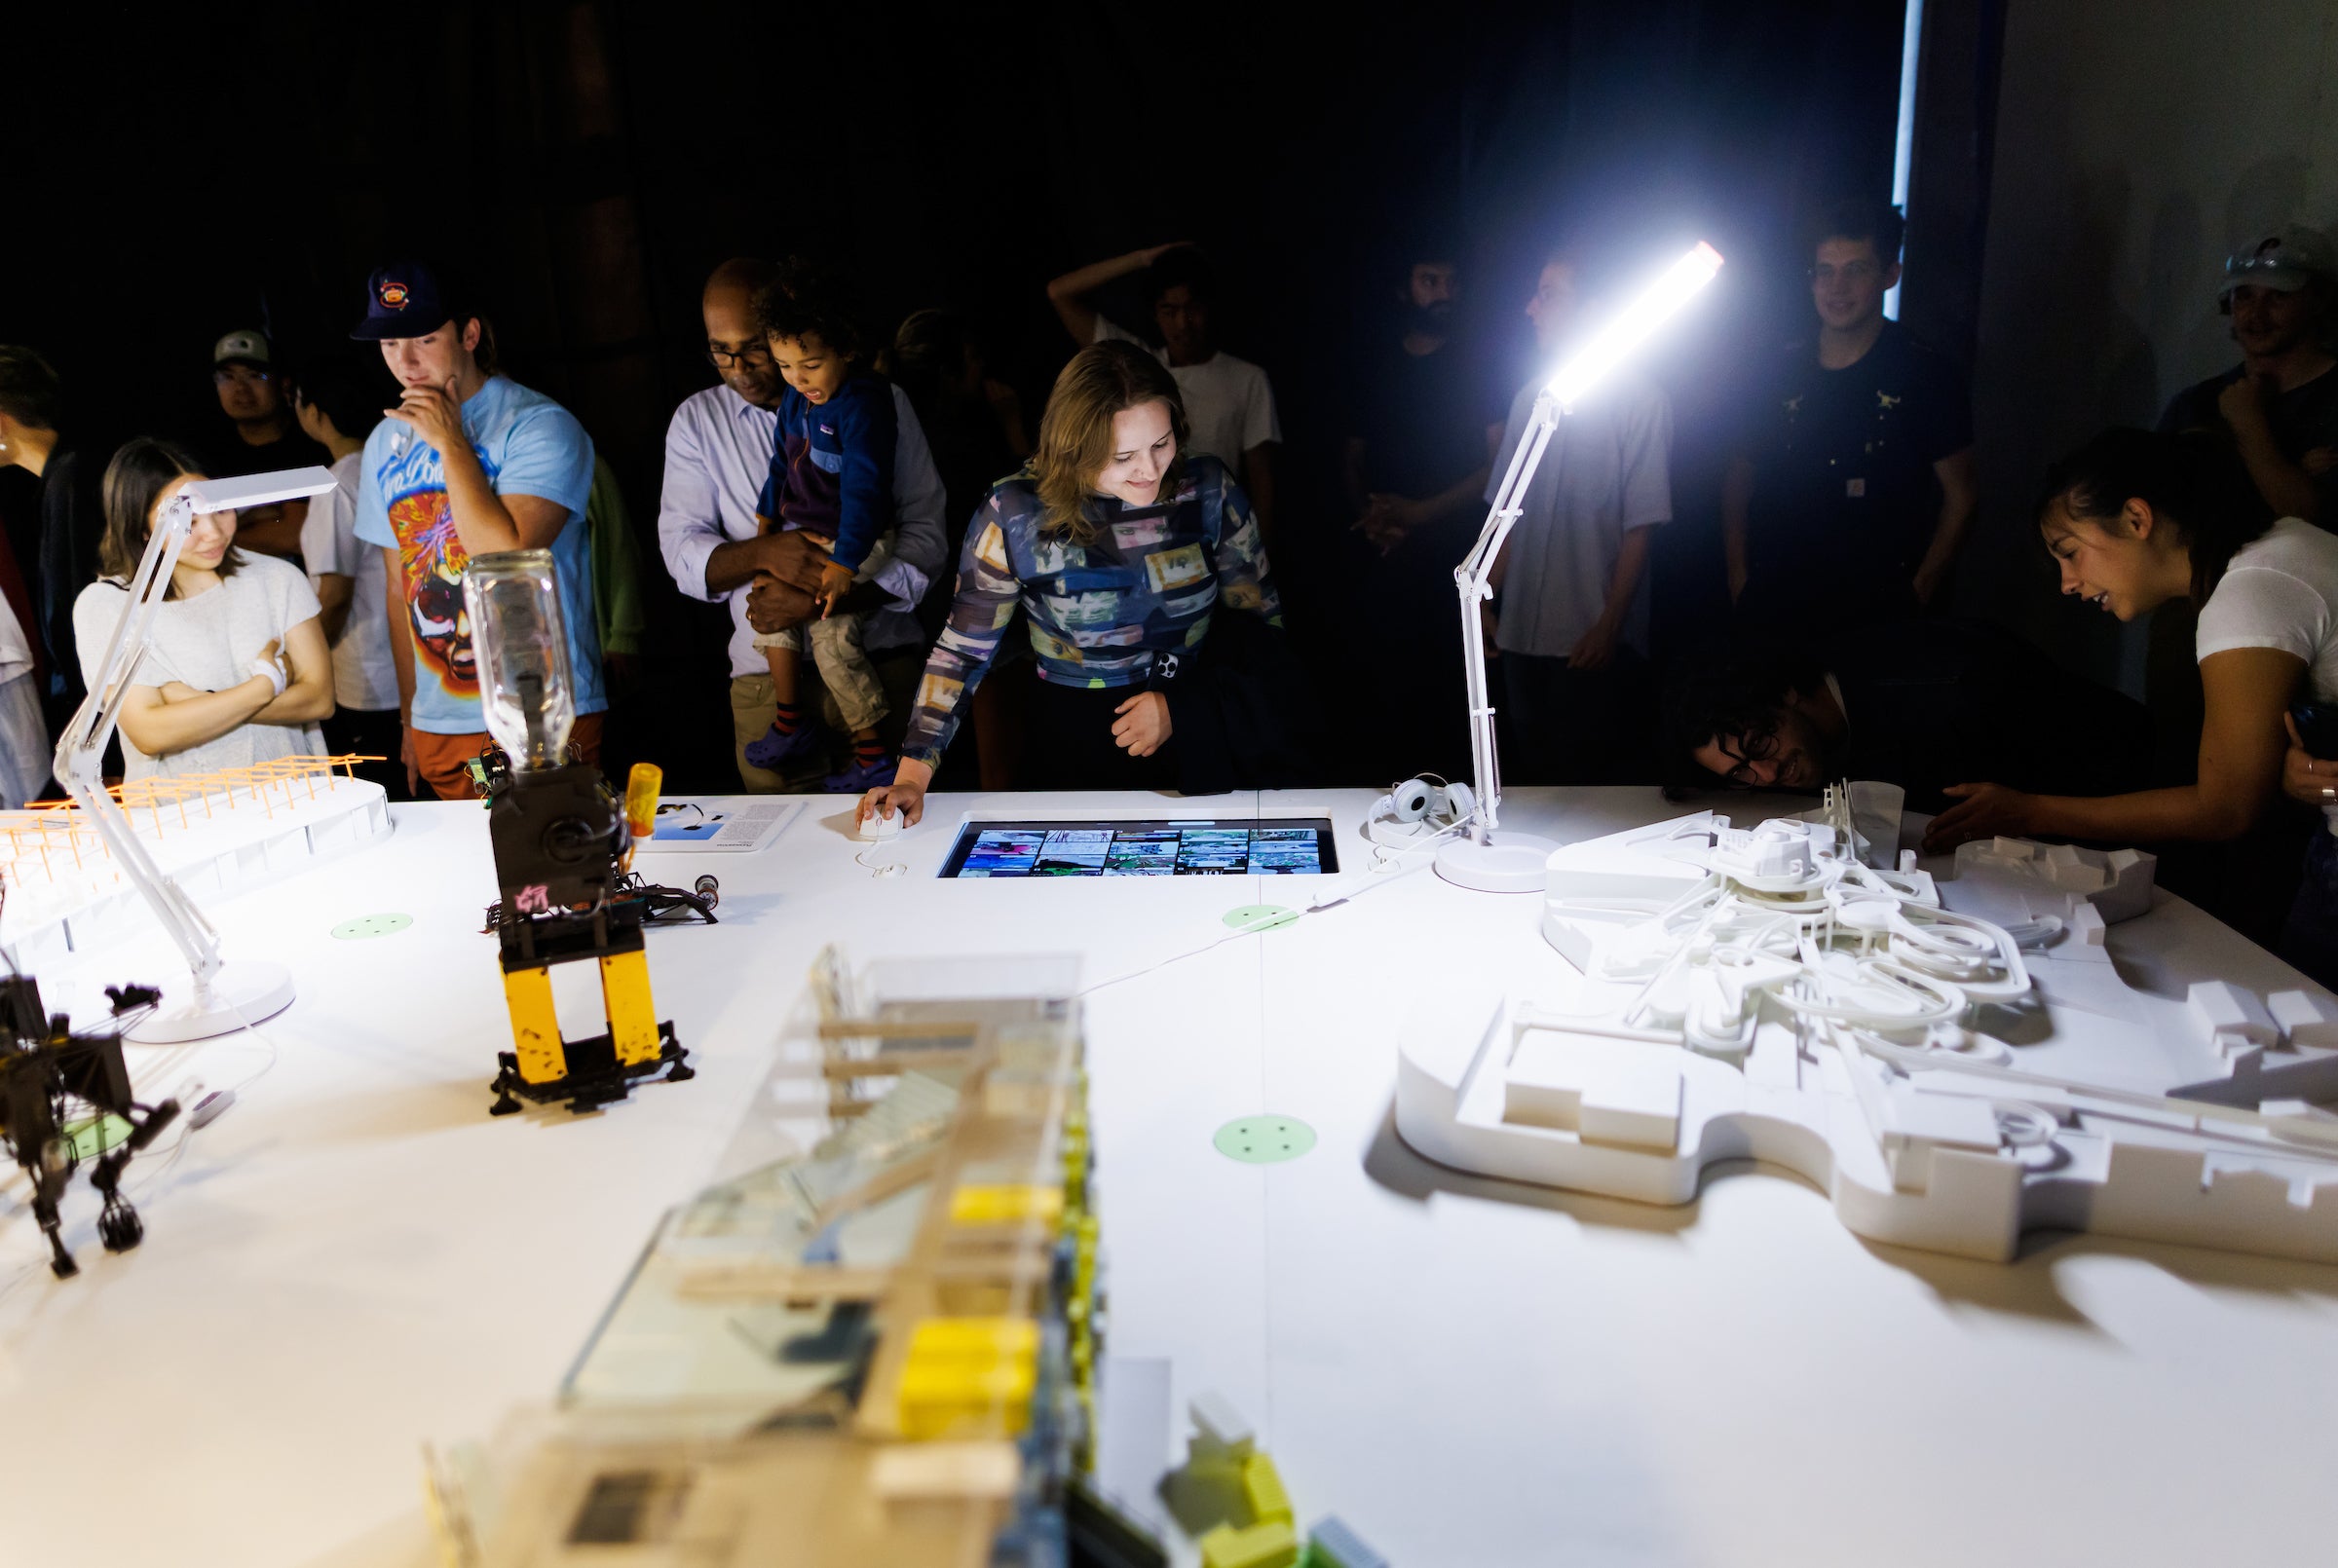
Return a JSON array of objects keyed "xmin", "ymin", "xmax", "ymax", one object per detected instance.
[{"xmin": 4, "ymin": 0, "xmax": 1909, "ymax": 785}]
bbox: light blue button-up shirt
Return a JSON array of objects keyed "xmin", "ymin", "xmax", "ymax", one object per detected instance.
[{"xmin": 657, "ymin": 381, "xmax": 943, "ymax": 678}]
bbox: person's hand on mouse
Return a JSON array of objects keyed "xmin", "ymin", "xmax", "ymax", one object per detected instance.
[{"xmin": 861, "ymin": 757, "xmax": 932, "ymax": 828}]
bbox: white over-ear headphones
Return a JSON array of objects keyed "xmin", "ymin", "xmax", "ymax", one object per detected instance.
[{"xmin": 1367, "ymin": 775, "xmax": 1477, "ymax": 846}]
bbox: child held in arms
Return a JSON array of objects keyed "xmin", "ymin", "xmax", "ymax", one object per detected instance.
[{"xmin": 742, "ymin": 274, "xmax": 900, "ymax": 792}]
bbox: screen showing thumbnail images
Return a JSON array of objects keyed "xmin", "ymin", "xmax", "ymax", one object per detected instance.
[{"xmin": 939, "ymin": 820, "xmax": 1338, "ymax": 878}]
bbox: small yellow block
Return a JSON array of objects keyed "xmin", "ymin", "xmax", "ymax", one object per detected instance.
[
  {"xmin": 949, "ymin": 1183, "xmax": 1064, "ymax": 1226},
  {"xmin": 1199, "ymin": 1518, "xmax": 1299, "ymax": 1568},
  {"xmin": 908, "ymin": 1317, "xmax": 1040, "ymax": 1362},
  {"xmin": 1240, "ymin": 1451, "xmax": 1294, "ymax": 1527}
]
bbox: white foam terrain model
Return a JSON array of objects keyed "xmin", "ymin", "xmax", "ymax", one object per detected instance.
[{"xmin": 1395, "ymin": 794, "xmax": 2338, "ymax": 1263}]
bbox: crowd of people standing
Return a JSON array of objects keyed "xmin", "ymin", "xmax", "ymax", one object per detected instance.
[{"xmin": 3, "ymin": 203, "xmax": 2338, "ymax": 981}]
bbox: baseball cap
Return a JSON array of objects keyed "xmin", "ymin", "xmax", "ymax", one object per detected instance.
[
  {"xmin": 351, "ymin": 261, "xmax": 461, "ymax": 341},
  {"xmin": 212, "ymin": 328, "xmax": 271, "ymax": 367},
  {"xmin": 2220, "ymin": 226, "xmax": 2336, "ymax": 301}
]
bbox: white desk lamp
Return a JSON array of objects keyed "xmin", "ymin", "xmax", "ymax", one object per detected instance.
[
  {"xmin": 53, "ymin": 467, "xmax": 339, "ymax": 1042},
  {"xmin": 1430, "ymin": 241, "xmax": 1725, "ymax": 892}
]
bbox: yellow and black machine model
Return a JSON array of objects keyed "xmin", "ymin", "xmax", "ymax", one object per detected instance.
[{"xmin": 466, "ymin": 550, "xmax": 699, "ymax": 1117}]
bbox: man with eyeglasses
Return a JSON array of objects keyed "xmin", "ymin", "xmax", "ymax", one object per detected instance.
[
  {"xmin": 2159, "ymin": 227, "xmax": 2338, "ymax": 527},
  {"xmin": 1664, "ymin": 620, "xmax": 2148, "ymax": 812},
  {"xmin": 204, "ymin": 328, "xmax": 329, "ymax": 561},
  {"xmin": 655, "ymin": 257, "xmax": 947, "ymax": 790},
  {"xmin": 1722, "ymin": 201, "xmax": 1976, "ymax": 628}
]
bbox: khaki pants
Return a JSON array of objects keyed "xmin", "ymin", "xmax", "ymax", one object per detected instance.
[{"xmin": 731, "ymin": 648, "xmax": 922, "ymax": 792}]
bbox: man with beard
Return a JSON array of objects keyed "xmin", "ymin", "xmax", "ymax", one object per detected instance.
[
  {"xmin": 2159, "ymin": 226, "xmax": 2338, "ymax": 526},
  {"xmin": 350, "ymin": 260, "xmax": 605, "ymax": 799},
  {"xmin": 1341, "ymin": 243, "xmax": 1507, "ymax": 780}
]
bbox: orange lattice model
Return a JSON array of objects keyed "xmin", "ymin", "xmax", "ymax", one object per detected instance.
[{"xmin": 0, "ymin": 755, "xmax": 386, "ymax": 887}]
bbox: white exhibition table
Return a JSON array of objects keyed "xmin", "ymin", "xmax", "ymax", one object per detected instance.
[{"xmin": 2, "ymin": 786, "xmax": 2334, "ymax": 1567}]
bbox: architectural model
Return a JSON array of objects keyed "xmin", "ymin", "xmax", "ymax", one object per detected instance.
[
  {"xmin": 0, "ymin": 758, "xmax": 391, "ymax": 971},
  {"xmin": 1395, "ymin": 796, "xmax": 2338, "ymax": 1264},
  {"xmin": 428, "ymin": 946, "xmax": 1126, "ymax": 1567}
]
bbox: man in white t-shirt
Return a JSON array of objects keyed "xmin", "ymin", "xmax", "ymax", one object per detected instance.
[
  {"xmin": 1046, "ymin": 243, "xmax": 1283, "ymax": 538},
  {"xmin": 1487, "ymin": 247, "xmax": 1673, "ymax": 783},
  {"xmin": 292, "ymin": 351, "xmax": 406, "ymax": 797}
]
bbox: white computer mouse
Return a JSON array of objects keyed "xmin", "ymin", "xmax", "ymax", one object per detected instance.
[{"xmin": 858, "ymin": 808, "xmax": 903, "ymax": 841}]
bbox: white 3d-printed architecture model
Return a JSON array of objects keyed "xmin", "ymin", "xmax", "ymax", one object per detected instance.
[{"xmin": 1395, "ymin": 794, "xmax": 2338, "ymax": 1263}]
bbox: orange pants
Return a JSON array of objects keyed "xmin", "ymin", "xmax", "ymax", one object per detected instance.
[{"xmin": 410, "ymin": 712, "xmax": 605, "ymax": 800}]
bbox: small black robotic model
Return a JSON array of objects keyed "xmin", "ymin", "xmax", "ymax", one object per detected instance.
[
  {"xmin": 0, "ymin": 972, "xmax": 179, "ymax": 1277},
  {"xmin": 466, "ymin": 549, "xmax": 704, "ymax": 1117}
]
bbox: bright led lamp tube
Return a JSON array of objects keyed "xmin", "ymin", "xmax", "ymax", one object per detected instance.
[{"xmin": 1438, "ymin": 242, "xmax": 1723, "ymax": 894}]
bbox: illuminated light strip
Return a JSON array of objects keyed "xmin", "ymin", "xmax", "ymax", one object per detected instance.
[{"xmin": 1545, "ymin": 241, "xmax": 1725, "ymax": 410}]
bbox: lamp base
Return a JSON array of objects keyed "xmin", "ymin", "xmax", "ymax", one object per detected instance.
[
  {"xmin": 128, "ymin": 960, "xmax": 295, "ymax": 1043},
  {"xmin": 1436, "ymin": 830, "xmax": 1560, "ymax": 893}
]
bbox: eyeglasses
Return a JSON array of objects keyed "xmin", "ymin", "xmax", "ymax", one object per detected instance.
[
  {"xmin": 706, "ymin": 342, "xmax": 773, "ymax": 369},
  {"xmin": 1712, "ymin": 728, "xmax": 1778, "ymax": 787}
]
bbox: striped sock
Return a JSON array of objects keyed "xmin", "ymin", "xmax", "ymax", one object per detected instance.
[
  {"xmin": 853, "ymin": 735, "xmax": 886, "ymax": 764},
  {"xmin": 771, "ymin": 700, "xmax": 805, "ymax": 735}
]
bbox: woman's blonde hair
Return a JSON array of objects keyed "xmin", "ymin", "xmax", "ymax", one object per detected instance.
[{"xmin": 1033, "ymin": 340, "xmax": 1188, "ymax": 541}]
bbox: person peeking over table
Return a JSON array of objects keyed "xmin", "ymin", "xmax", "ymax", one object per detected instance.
[
  {"xmin": 857, "ymin": 340, "xmax": 1302, "ymax": 828},
  {"xmin": 73, "ymin": 438, "xmax": 333, "ymax": 782},
  {"xmin": 1921, "ymin": 427, "xmax": 2338, "ymax": 859}
]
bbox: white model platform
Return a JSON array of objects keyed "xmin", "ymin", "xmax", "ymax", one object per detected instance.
[
  {"xmin": 2, "ymin": 788, "xmax": 2333, "ymax": 1568},
  {"xmin": 1398, "ymin": 808, "xmax": 2338, "ymax": 1265}
]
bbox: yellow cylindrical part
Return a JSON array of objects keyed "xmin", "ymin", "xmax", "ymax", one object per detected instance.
[{"xmin": 624, "ymin": 763, "xmax": 662, "ymax": 841}]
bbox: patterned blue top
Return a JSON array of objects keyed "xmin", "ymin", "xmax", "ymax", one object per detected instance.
[{"xmin": 900, "ymin": 455, "xmax": 1281, "ymax": 765}]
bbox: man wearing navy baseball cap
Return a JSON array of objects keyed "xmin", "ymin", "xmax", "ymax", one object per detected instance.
[
  {"xmin": 2160, "ymin": 225, "xmax": 2338, "ymax": 527},
  {"xmin": 349, "ymin": 260, "xmax": 608, "ymax": 798}
]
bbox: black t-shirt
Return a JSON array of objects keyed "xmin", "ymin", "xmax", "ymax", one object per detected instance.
[
  {"xmin": 2158, "ymin": 362, "xmax": 2338, "ymax": 521},
  {"xmin": 1348, "ymin": 336, "xmax": 1504, "ymax": 503},
  {"xmin": 37, "ymin": 443, "xmax": 109, "ymax": 715},
  {"xmin": 204, "ymin": 424, "xmax": 331, "ymax": 482},
  {"xmin": 1744, "ymin": 322, "xmax": 1973, "ymax": 585}
]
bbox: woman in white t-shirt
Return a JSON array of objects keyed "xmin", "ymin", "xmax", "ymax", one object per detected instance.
[
  {"xmin": 72, "ymin": 439, "xmax": 333, "ymax": 781},
  {"xmin": 1924, "ymin": 429, "xmax": 2332, "ymax": 858}
]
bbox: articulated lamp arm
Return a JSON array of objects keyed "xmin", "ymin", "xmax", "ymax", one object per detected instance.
[
  {"xmin": 50, "ymin": 468, "xmax": 337, "ymax": 1003},
  {"xmin": 1450, "ymin": 243, "xmax": 1724, "ymax": 844}
]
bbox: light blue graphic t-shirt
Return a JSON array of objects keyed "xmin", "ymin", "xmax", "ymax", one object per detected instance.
[{"xmin": 354, "ymin": 375, "xmax": 605, "ymax": 735}]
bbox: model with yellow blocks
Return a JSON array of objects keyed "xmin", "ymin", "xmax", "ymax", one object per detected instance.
[
  {"xmin": 895, "ymin": 1316, "xmax": 1041, "ymax": 1439},
  {"xmin": 949, "ymin": 1182, "xmax": 1064, "ymax": 1226}
]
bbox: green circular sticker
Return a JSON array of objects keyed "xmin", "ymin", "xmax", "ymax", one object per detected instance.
[
  {"xmin": 332, "ymin": 913, "xmax": 413, "ymax": 940},
  {"xmin": 1222, "ymin": 904, "xmax": 1301, "ymax": 934},
  {"xmin": 64, "ymin": 1114, "xmax": 132, "ymax": 1160},
  {"xmin": 1213, "ymin": 1115, "xmax": 1316, "ymax": 1164}
]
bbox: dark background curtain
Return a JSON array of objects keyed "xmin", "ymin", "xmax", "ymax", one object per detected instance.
[{"xmin": 2, "ymin": 0, "xmax": 1908, "ymax": 788}]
